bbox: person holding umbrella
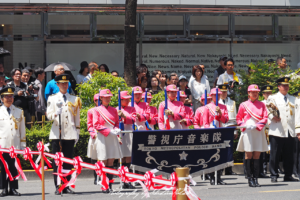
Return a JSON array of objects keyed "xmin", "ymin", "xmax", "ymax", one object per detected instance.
[{"xmin": 44, "ymin": 64, "xmax": 72, "ymax": 101}]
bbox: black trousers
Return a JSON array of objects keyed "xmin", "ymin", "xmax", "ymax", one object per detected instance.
[
  {"xmin": 52, "ymin": 140, "xmax": 75, "ymax": 187},
  {"xmin": 294, "ymin": 139, "xmax": 300, "ymax": 176},
  {"xmin": 259, "ymin": 152, "xmax": 268, "ymax": 174},
  {"xmin": 0, "ymin": 153, "xmax": 18, "ymax": 190},
  {"xmin": 24, "ymin": 109, "xmax": 31, "ymax": 129},
  {"xmin": 269, "ymin": 135, "xmax": 296, "ymax": 178}
]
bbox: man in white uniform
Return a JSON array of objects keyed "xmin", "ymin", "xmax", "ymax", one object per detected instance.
[
  {"xmin": 47, "ymin": 74, "xmax": 81, "ymax": 194},
  {"xmin": 218, "ymin": 84, "xmax": 238, "ymax": 175},
  {"xmin": 267, "ymin": 77, "xmax": 298, "ymax": 182},
  {"xmin": 0, "ymin": 86, "xmax": 26, "ymax": 196},
  {"xmin": 217, "ymin": 58, "xmax": 242, "ymax": 96}
]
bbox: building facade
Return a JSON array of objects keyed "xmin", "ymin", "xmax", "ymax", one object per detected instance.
[{"xmin": 0, "ymin": 0, "xmax": 300, "ymax": 82}]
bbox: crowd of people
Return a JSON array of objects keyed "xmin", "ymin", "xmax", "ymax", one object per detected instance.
[{"xmin": 0, "ymin": 55, "xmax": 300, "ymax": 196}]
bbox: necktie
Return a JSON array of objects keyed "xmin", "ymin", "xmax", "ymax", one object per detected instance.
[
  {"xmin": 223, "ymin": 100, "xmax": 226, "ymax": 104},
  {"xmin": 284, "ymin": 96, "xmax": 287, "ymax": 103},
  {"xmin": 63, "ymin": 95, "xmax": 67, "ymax": 103},
  {"xmin": 7, "ymin": 107, "xmax": 10, "ymax": 115}
]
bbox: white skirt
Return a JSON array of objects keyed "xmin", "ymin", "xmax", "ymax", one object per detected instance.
[
  {"xmin": 236, "ymin": 118, "xmax": 268, "ymax": 152},
  {"xmin": 169, "ymin": 118, "xmax": 183, "ymax": 129},
  {"xmin": 136, "ymin": 120, "xmax": 146, "ymax": 131},
  {"xmin": 87, "ymin": 122, "xmax": 123, "ymax": 160},
  {"xmin": 121, "ymin": 124, "xmax": 133, "ymax": 157}
]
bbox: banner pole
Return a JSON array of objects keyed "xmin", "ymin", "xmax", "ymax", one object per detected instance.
[
  {"xmin": 41, "ymin": 139, "xmax": 45, "ymax": 200},
  {"xmin": 215, "ymin": 171, "xmax": 217, "ymax": 186},
  {"xmin": 176, "ymin": 167, "xmax": 189, "ymax": 200}
]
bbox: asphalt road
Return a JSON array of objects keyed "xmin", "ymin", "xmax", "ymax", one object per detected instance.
[{"xmin": 3, "ymin": 174, "xmax": 300, "ymax": 200}]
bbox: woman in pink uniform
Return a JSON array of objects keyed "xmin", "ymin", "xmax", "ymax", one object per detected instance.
[
  {"xmin": 142, "ymin": 92, "xmax": 158, "ymax": 130},
  {"xmin": 116, "ymin": 91, "xmax": 136, "ymax": 189},
  {"xmin": 202, "ymin": 88, "xmax": 229, "ymax": 186},
  {"xmin": 178, "ymin": 91, "xmax": 194, "ymax": 129},
  {"xmin": 87, "ymin": 93, "xmax": 101, "ymax": 185},
  {"xmin": 87, "ymin": 89, "xmax": 123, "ymax": 193},
  {"xmin": 202, "ymin": 88, "xmax": 229, "ymax": 128},
  {"xmin": 132, "ymin": 86, "xmax": 150, "ymax": 130},
  {"xmin": 236, "ymin": 84, "xmax": 268, "ymax": 188},
  {"xmin": 194, "ymin": 93, "xmax": 212, "ymax": 129},
  {"xmin": 158, "ymin": 84, "xmax": 186, "ymax": 130}
]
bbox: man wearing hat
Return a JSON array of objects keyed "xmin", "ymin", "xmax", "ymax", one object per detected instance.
[
  {"xmin": 213, "ymin": 56, "xmax": 227, "ymax": 88},
  {"xmin": 218, "ymin": 84, "xmax": 238, "ymax": 176},
  {"xmin": 194, "ymin": 94, "xmax": 212, "ymax": 129},
  {"xmin": 259, "ymin": 85, "xmax": 274, "ymax": 178},
  {"xmin": 0, "ymin": 86, "xmax": 26, "ymax": 196},
  {"xmin": 46, "ymin": 74, "xmax": 81, "ymax": 195},
  {"xmin": 266, "ymin": 77, "xmax": 298, "ymax": 182},
  {"xmin": 142, "ymin": 92, "xmax": 158, "ymax": 130},
  {"xmin": 45, "ymin": 64, "xmax": 72, "ymax": 102},
  {"xmin": 178, "ymin": 91, "xmax": 194, "ymax": 129},
  {"xmin": 158, "ymin": 85, "xmax": 186, "ymax": 130}
]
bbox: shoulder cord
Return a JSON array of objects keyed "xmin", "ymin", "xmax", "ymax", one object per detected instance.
[
  {"xmin": 11, "ymin": 110, "xmax": 23, "ymax": 130},
  {"xmin": 67, "ymin": 97, "xmax": 82, "ymax": 116}
]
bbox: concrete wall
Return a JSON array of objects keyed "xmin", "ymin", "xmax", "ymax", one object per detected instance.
[{"xmin": 0, "ymin": 0, "xmax": 299, "ymax": 6}]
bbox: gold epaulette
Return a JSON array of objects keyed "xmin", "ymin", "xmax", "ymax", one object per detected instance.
[{"xmin": 67, "ymin": 97, "xmax": 82, "ymax": 116}]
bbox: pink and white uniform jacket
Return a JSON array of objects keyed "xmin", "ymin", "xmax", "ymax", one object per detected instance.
[
  {"xmin": 133, "ymin": 101, "xmax": 150, "ymax": 130},
  {"xmin": 148, "ymin": 105, "xmax": 158, "ymax": 130},
  {"xmin": 87, "ymin": 105, "xmax": 119, "ymax": 137},
  {"xmin": 236, "ymin": 99, "xmax": 268, "ymax": 132},
  {"xmin": 181, "ymin": 106, "xmax": 194, "ymax": 129},
  {"xmin": 158, "ymin": 99, "xmax": 186, "ymax": 130},
  {"xmin": 194, "ymin": 106, "xmax": 205, "ymax": 129},
  {"xmin": 203, "ymin": 102, "xmax": 229, "ymax": 128},
  {"xmin": 116, "ymin": 106, "xmax": 137, "ymax": 131}
]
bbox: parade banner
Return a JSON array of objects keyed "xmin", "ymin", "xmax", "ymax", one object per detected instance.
[{"xmin": 131, "ymin": 127, "xmax": 235, "ymax": 176}]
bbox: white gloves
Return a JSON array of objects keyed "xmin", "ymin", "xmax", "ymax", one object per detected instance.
[
  {"xmin": 110, "ymin": 128, "xmax": 121, "ymax": 136},
  {"xmin": 246, "ymin": 124, "xmax": 256, "ymax": 130},
  {"xmin": 56, "ymin": 107, "xmax": 63, "ymax": 115}
]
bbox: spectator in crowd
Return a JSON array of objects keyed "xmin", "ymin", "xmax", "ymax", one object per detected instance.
[
  {"xmin": 84, "ymin": 62, "xmax": 98, "ymax": 82},
  {"xmin": 276, "ymin": 57, "xmax": 282, "ymax": 66},
  {"xmin": 7, "ymin": 69, "xmax": 32, "ymax": 128},
  {"xmin": 148, "ymin": 76, "xmax": 161, "ymax": 95},
  {"xmin": 136, "ymin": 65, "xmax": 147, "ymax": 86},
  {"xmin": 25, "ymin": 66, "xmax": 36, "ymax": 83},
  {"xmin": 140, "ymin": 76, "xmax": 148, "ymax": 92},
  {"xmin": 152, "ymin": 70, "xmax": 161, "ymax": 80},
  {"xmin": 21, "ymin": 69, "xmax": 30, "ymax": 85},
  {"xmin": 217, "ymin": 58, "xmax": 242, "ymax": 96},
  {"xmin": 279, "ymin": 57, "xmax": 287, "ymax": 69},
  {"xmin": 188, "ymin": 64, "xmax": 208, "ymax": 88},
  {"xmin": 34, "ymin": 68, "xmax": 46, "ymax": 121},
  {"xmin": 159, "ymin": 73, "xmax": 168, "ymax": 90},
  {"xmin": 99, "ymin": 64, "xmax": 109, "ymax": 73},
  {"xmin": 76, "ymin": 61, "xmax": 89, "ymax": 84},
  {"xmin": 190, "ymin": 65, "xmax": 210, "ymax": 111},
  {"xmin": 169, "ymin": 73, "xmax": 179, "ymax": 85},
  {"xmin": 140, "ymin": 64, "xmax": 150, "ymax": 79},
  {"xmin": 213, "ymin": 56, "xmax": 227, "ymax": 87},
  {"xmin": 178, "ymin": 75, "xmax": 192, "ymax": 107},
  {"xmin": 111, "ymin": 70, "xmax": 119, "ymax": 77},
  {"xmin": 45, "ymin": 64, "xmax": 72, "ymax": 101}
]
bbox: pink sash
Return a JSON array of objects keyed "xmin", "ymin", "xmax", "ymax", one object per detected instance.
[
  {"xmin": 241, "ymin": 102, "xmax": 263, "ymax": 121},
  {"xmin": 95, "ymin": 106, "xmax": 116, "ymax": 127},
  {"xmin": 205, "ymin": 104, "xmax": 215, "ymax": 116}
]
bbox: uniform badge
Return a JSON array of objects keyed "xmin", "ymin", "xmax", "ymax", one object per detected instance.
[
  {"xmin": 106, "ymin": 90, "xmax": 110, "ymax": 94},
  {"xmin": 254, "ymin": 85, "xmax": 257, "ymax": 89},
  {"xmin": 285, "ymin": 78, "xmax": 288, "ymax": 82},
  {"xmin": 148, "ymin": 93, "xmax": 151, "ymax": 96},
  {"xmin": 173, "ymin": 86, "xmax": 176, "ymax": 89},
  {"xmin": 222, "ymin": 86, "xmax": 226, "ymax": 89},
  {"xmin": 62, "ymin": 76, "xmax": 66, "ymax": 80},
  {"xmin": 181, "ymin": 91, "xmax": 184, "ymax": 95},
  {"xmin": 298, "ymin": 93, "xmax": 300, "ymax": 97},
  {"xmin": 127, "ymin": 92, "xmax": 130, "ymax": 95},
  {"xmin": 8, "ymin": 88, "xmax": 12, "ymax": 93},
  {"xmin": 136, "ymin": 88, "xmax": 139, "ymax": 91},
  {"xmin": 267, "ymin": 87, "xmax": 270, "ymax": 90}
]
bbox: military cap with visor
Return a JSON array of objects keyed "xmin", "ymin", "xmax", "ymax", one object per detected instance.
[{"xmin": 54, "ymin": 74, "xmax": 70, "ymax": 83}]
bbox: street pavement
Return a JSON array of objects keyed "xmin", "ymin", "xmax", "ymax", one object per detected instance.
[{"xmin": 4, "ymin": 173, "xmax": 300, "ymax": 200}]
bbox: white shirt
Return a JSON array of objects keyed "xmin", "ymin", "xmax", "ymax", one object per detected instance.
[
  {"xmin": 190, "ymin": 76, "xmax": 210, "ymax": 101},
  {"xmin": 188, "ymin": 75, "xmax": 208, "ymax": 88},
  {"xmin": 76, "ymin": 74, "xmax": 86, "ymax": 84}
]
